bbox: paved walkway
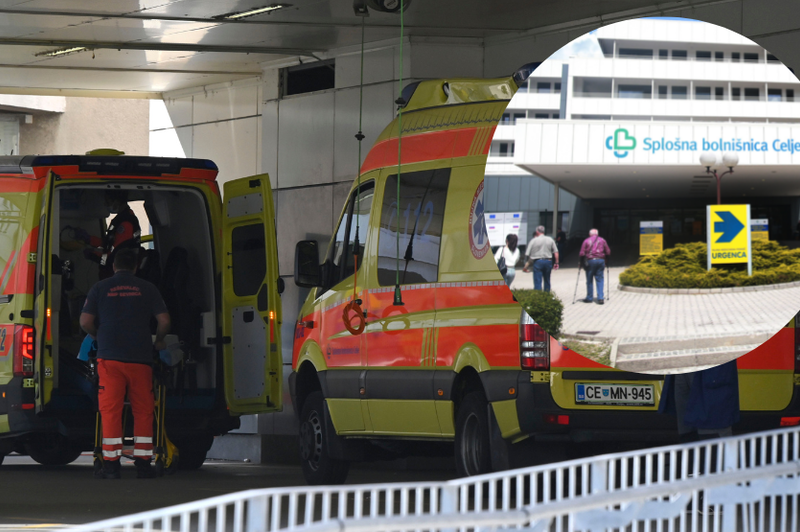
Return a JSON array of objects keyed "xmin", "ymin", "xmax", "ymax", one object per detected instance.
[{"xmin": 509, "ymin": 264, "xmax": 800, "ymax": 372}]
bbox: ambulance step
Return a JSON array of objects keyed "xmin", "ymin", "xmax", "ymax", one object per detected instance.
[{"xmin": 614, "ymin": 343, "xmax": 762, "ymax": 373}]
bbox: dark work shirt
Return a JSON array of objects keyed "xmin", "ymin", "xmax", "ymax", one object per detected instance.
[{"xmin": 82, "ymin": 270, "xmax": 168, "ymax": 365}]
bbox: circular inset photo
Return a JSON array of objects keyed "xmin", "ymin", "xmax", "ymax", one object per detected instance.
[{"xmin": 485, "ymin": 17, "xmax": 800, "ymax": 376}]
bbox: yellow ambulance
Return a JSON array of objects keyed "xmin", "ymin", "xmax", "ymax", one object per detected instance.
[{"xmin": 0, "ymin": 154, "xmax": 282, "ymax": 468}]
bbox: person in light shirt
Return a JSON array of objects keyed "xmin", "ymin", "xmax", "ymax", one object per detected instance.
[
  {"xmin": 522, "ymin": 226, "xmax": 559, "ymax": 292},
  {"xmin": 494, "ymin": 233, "xmax": 520, "ymax": 287}
]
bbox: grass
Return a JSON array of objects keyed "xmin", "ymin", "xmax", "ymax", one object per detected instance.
[
  {"xmin": 562, "ymin": 338, "xmax": 612, "ymax": 367},
  {"xmin": 619, "ymin": 241, "xmax": 800, "ymax": 288}
]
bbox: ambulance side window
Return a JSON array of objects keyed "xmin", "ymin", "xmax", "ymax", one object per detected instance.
[
  {"xmin": 377, "ymin": 169, "xmax": 450, "ymax": 286},
  {"xmin": 326, "ymin": 182, "xmax": 374, "ymax": 290}
]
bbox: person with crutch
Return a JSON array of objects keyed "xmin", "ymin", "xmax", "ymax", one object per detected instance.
[
  {"xmin": 80, "ymin": 248, "xmax": 170, "ymax": 479},
  {"xmin": 578, "ymin": 228, "xmax": 611, "ymax": 305}
]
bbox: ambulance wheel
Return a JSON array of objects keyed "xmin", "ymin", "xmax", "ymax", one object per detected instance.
[
  {"xmin": 455, "ymin": 391, "xmax": 492, "ymax": 477},
  {"xmin": 25, "ymin": 435, "xmax": 83, "ymax": 466},
  {"xmin": 176, "ymin": 433, "xmax": 213, "ymax": 470},
  {"xmin": 299, "ymin": 391, "xmax": 349, "ymax": 485}
]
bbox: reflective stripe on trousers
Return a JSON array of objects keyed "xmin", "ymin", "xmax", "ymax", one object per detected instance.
[{"xmin": 98, "ymin": 359, "xmax": 154, "ymax": 461}]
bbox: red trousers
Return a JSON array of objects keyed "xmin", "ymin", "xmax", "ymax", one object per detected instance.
[{"xmin": 97, "ymin": 359, "xmax": 154, "ymax": 462}]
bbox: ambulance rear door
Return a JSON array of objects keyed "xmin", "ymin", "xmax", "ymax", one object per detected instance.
[
  {"xmin": 33, "ymin": 171, "xmax": 57, "ymax": 411},
  {"xmin": 221, "ymin": 174, "xmax": 283, "ymax": 415}
]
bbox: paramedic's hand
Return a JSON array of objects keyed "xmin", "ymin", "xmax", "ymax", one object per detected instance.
[{"xmin": 154, "ymin": 339, "xmax": 167, "ymax": 351}]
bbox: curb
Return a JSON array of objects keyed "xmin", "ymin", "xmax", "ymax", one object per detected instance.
[{"xmin": 618, "ymin": 279, "xmax": 800, "ymax": 295}]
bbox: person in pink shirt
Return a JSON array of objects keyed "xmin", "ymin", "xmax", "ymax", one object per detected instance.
[{"xmin": 579, "ymin": 228, "xmax": 611, "ymax": 305}]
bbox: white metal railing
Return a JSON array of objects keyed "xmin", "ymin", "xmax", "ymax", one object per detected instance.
[{"xmin": 68, "ymin": 426, "xmax": 800, "ymax": 532}]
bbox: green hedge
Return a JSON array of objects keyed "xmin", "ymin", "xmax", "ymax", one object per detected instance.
[
  {"xmin": 619, "ymin": 241, "xmax": 800, "ymax": 288},
  {"xmin": 512, "ymin": 289, "xmax": 564, "ymax": 338}
]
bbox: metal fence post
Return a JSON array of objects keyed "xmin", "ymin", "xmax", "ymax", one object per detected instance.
[
  {"xmin": 439, "ymin": 485, "xmax": 458, "ymax": 532},
  {"xmin": 246, "ymin": 495, "xmax": 268, "ymax": 532}
]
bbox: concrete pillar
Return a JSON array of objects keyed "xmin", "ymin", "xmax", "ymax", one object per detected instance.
[{"xmin": 553, "ymin": 182, "xmax": 560, "ymax": 238}]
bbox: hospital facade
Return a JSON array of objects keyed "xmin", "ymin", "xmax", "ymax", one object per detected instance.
[{"xmin": 483, "ymin": 18, "xmax": 800, "ymax": 255}]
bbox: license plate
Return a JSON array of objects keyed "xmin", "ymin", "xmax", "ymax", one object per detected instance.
[{"xmin": 575, "ymin": 383, "xmax": 654, "ymax": 406}]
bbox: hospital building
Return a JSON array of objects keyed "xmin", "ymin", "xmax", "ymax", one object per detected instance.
[{"xmin": 483, "ymin": 18, "xmax": 800, "ymax": 255}]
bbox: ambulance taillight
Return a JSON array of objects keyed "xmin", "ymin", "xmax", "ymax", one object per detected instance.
[
  {"xmin": 520, "ymin": 310, "xmax": 549, "ymax": 370},
  {"xmin": 13, "ymin": 325, "xmax": 34, "ymax": 377}
]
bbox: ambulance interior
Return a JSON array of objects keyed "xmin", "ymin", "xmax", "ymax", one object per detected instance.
[{"xmin": 51, "ymin": 185, "xmax": 218, "ymax": 405}]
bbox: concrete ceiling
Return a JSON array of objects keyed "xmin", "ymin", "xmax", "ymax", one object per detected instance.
[{"xmin": 2, "ymin": 0, "xmax": 799, "ymax": 97}]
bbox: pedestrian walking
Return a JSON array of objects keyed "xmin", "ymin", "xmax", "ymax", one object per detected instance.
[
  {"xmin": 495, "ymin": 233, "xmax": 520, "ymax": 287},
  {"xmin": 522, "ymin": 226, "xmax": 559, "ymax": 292},
  {"xmin": 579, "ymin": 228, "xmax": 611, "ymax": 304},
  {"xmin": 80, "ymin": 247, "xmax": 171, "ymax": 479},
  {"xmin": 556, "ymin": 227, "xmax": 567, "ymax": 255}
]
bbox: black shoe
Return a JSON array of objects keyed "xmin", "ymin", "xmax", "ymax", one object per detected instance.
[
  {"xmin": 581, "ymin": 298, "xmax": 593, "ymax": 303},
  {"xmin": 595, "ymin": 299, "xmax": 605, "ymax": 305},
  {"xmin": 97, "ymin": 459, "xmax": 121, "ymax": 479},
  {"xmin": 134, "ymin": 458, "xmax": 157, "ymax": 479}
]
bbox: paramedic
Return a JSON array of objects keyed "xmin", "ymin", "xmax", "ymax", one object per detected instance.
[
  {"xmin": 75, "ymin": 190, "xmax": 142, "ymax": 278},
  {"xmin": 579, "ymin": 228, "xmax": 611, "ymax": 305},
  {"xmin": 80, "ymin": 248, "xmax": 170, "ymax": 479},
  {"xmin": 522, "ymin": 226, "xmax": 559, "ymax": 292}
]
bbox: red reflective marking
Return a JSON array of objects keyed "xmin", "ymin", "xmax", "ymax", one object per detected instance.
[
  {"xmin": 21, "ymin": 403, "xmax": 34, "ymax": 410},
  {"xmin": 0, "ymin": 178, "xmax": 43, "ymax": 193},
  {"xmin": 6, "ymin": 228, "xmax": 37, "ymax": 295},
  {"xmin": 551, "ymin": 341, "xmax": 609, "ymax": 369},
  {"xmin": 360, "ymin": 128, "xmax": 486, "ymax": 175},
  {"xmin": 737, "ymin": 328, "xmax": 794, "ymax": 371}
]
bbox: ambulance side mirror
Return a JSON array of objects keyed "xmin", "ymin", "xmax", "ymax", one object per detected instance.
[{"xmin": 294, "ymin": 240, "xmax": 321, "ymax": 288}]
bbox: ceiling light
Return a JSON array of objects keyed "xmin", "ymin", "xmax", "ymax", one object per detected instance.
[
  {"xmin": 36, "ymin": 46, "xmax": 89, "ymax": 57},
  {"xmin": 217, "ymin": 4, "xmax": 291, "ymax": 20}
]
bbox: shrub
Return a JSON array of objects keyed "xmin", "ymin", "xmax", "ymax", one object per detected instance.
[
  {"xmin": 619, "ymin": 241, "xmax": 800, "ymax": 288},
  {"xmin": 512, "ymin": 289, "xmax": 564, "ymax": 338}
]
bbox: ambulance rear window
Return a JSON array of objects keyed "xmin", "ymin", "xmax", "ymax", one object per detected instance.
[{"xmin": 377, "ymin": 169, "xmax": 450, "ymax": 286}]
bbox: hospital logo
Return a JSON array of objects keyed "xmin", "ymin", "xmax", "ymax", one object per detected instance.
[{"xmin": 606, "ymin": 128, "xmax": 636, "ymax": 158}]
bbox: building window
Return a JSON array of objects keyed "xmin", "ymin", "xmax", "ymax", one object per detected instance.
[
  {"xmin": 695, "ymin": 87, "xmax": 711, "ymax": 100},
  {"xmin": 672, "ymin": 50, "xmax": 687, "ymax": 60},
  {"xmin": 768, "ymin": 88, "xmax": 783, "ymax": 102},
  {"xmin": 672, "ymin": 86, "xmax": 688, "ymax": 99},
  {"xmin": 618, "ymin": 84, "xmax": 652, "ymax": 99},
  {"xmin": 490, "ymin": 142, "xmax": 515, "ymax": 157},
  {"xmin": 554, "ymin": 82, "xmax": 561, "ymax": 93},
  {"xmin": 744, "ymin": 52, "xmax": 760, "ymax": 63},
  {"xmin": 715, "ymin": 52, "xmax": 724, "ymax": 62},
  {"xmin": 767, "ymin": 54, "xmax": 780, "ymax": 63},
  {"xmin": 537, "ymin": 82, "xmax": 551, "ymax": 93},
  {"xmin": 618, "ymin": 48, "xmax": 653, "ymax": 59},
  {"xmin": 715, "ymin": 87, "xmax": 724, "ymax": 100},
  {"xmin": 518, "ymin": 80, "xmax": 529, "ymax": 91},
  {"xmin": 788, "ymin": 89, "xmax": 795, "ymax": 102},
  {"xmin": 744, "ymin": 88, "xmax": 760, "ymax": 101},
  {"xmin": 282, "ymin": 60, "xmax": 335, "ymax": 96},
  {"xmin": 534, "ymin": 113, "xmax": 550, "ymax": 119},
  {"xmin": 696, "ymin": 51, "xmax": 712, "ymax": 61},
  {"xmin": 732, "ymin": 52, "xmax": 741, "ymax": 62},
  {"xmin": 659, "ymin": 49, "xmax": 668, "ymax": 60},
  {"xmin": 658, "ymin": 85, "xmax": 668, "ymax": 99},
  {"xmin": 732, "ymin": 88, "xmax": 741, "ymax": 100},
  {"xmin": 501, "ymin": 113, "xmax": 512, "ymax": 124}
]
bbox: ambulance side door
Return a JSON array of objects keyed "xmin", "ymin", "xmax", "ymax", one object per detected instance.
[
  {"xmin": 33, "ymin": 172, "xmax": 56, "ymax": 411},
  {"xmin": 221, "ymin": 174, "xmax": 282, "ymax": 415}
]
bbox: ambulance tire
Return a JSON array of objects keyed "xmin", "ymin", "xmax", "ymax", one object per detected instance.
[
  {"xmin": 299, "ymin": 391, "xmax": 350, "ymax": 485},
  {"xmin": 455, "ymin": 391, "xmax": 492, "ymax": 477},
  {"xmin": 176, "ymin": 433, "xmax": 214, "ymax": 470},
  {"xmin": 25, "ymin": 435, "xmax": 83, "ymax": 466}
]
